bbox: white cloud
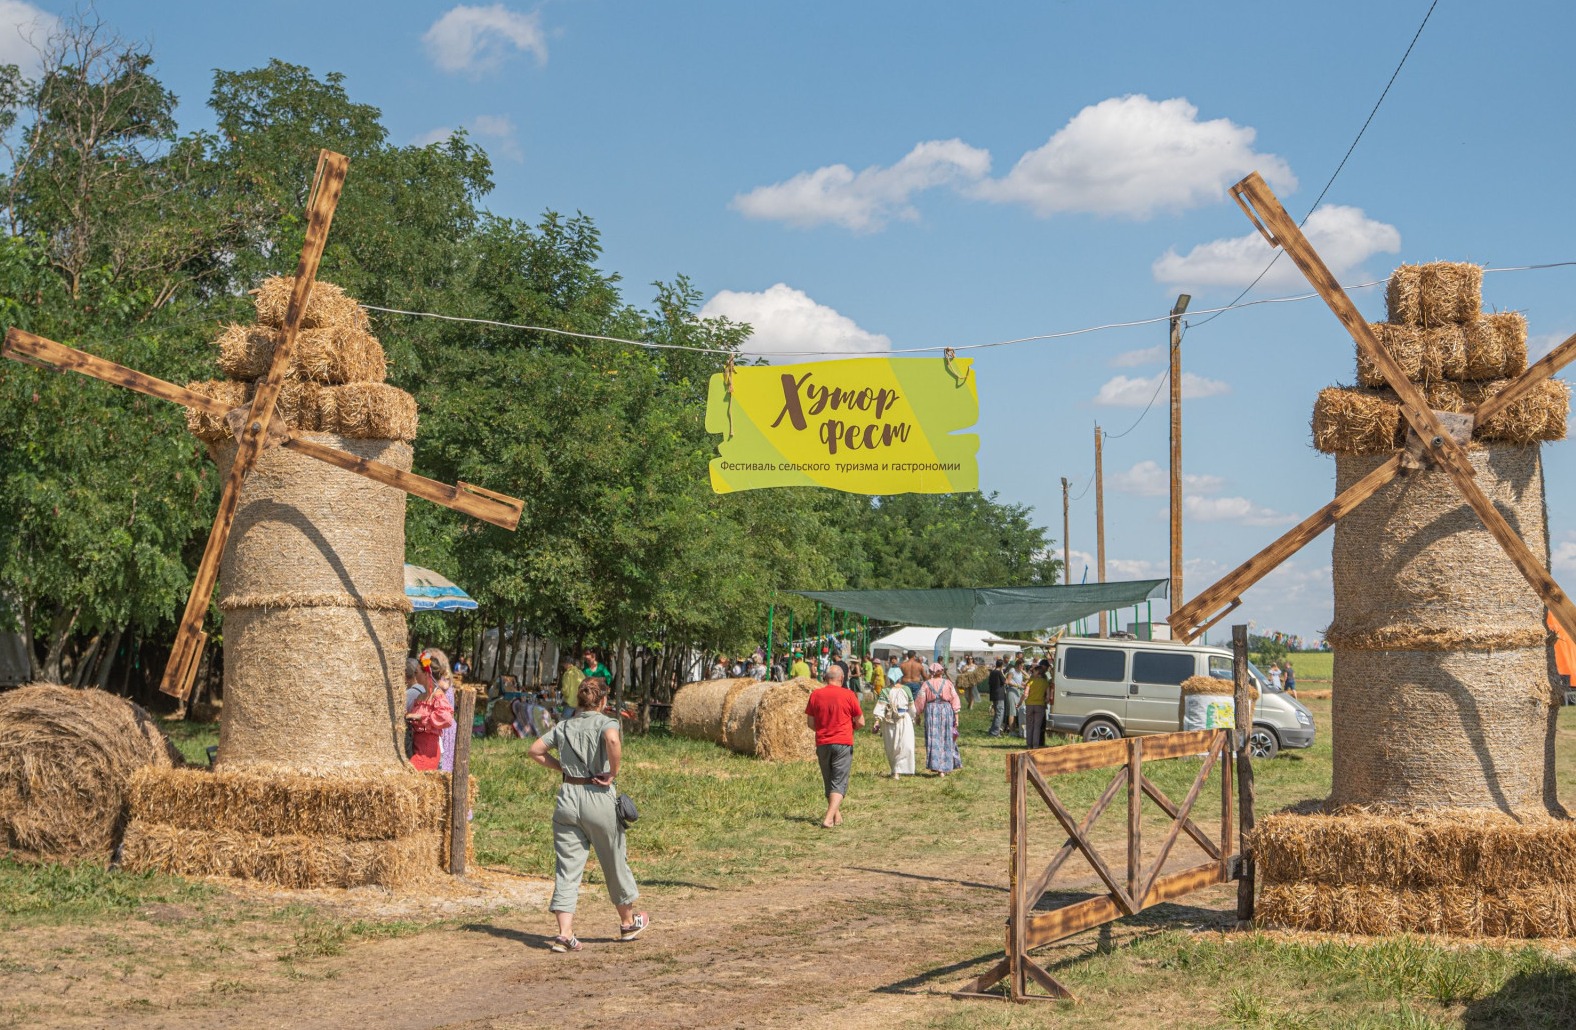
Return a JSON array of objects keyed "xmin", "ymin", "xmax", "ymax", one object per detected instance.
[
  {"xmin": 1111, "ymin": 344, "xmax": 1166, "ymax": 368},
  {"xmin": 699, "ymin": 284, "xmax": 891, "ymax": 361},
  {"xmin": 973, "ymin": 95, "xmax": 1295, "ymax": 219},
  {"xmin": 0, "ymin": 1, "xmax": 56, "ymax": 76},
  {"xmin": 1554, "ymin": 535, "xmax": 1576, "ymax": 578},
  {"xmin": 731, "ymin": 139, "xmax": 990, "ymax": 231},
  {"xmin": 1153, "ymin": 204, "xmax": 1401, "ymax": 291},
  {"xmin": 423, "ymin": 4, "xmax": 546, "ymax": 75},
  {"xmin": 1094, "ymin": 371, "xmax": 1230, "ymax": 406},
  {"xmin": 411, "ymin": 113, "xmax": 522, "ymax": 161},
  {"xmin": 1529, "ymin": 330, "xmax": 1572, "ymax": 362},
  {"xmin": 1184, "ymin": 495, "xmax": 1298, "ymax": 527},
  {"xmin": 1109, "ymin": 459, "xmax": 1223, "ymax": 497},
  {"xmin": 1066, "ymin": 549, "xmax": 1164, "ymax": 582}
]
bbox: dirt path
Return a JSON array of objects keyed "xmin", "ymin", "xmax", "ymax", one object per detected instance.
[{"xmin": 41, "ymin": 834, "xmax": 1228, "ymax": 1030}]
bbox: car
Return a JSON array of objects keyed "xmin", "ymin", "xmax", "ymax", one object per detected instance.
[{"xmin": 1046, "ymin": 636, "xmax": 1314, "ymax": 758}]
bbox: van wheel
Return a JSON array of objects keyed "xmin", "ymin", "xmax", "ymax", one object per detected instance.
[
  {"xmin": 1081, "ymin": 718, "xmax": 1122, "ymax": 743},
  {"xmin": 1248, "ymin": 726, "xmax": 1280, "ymax": 760}
]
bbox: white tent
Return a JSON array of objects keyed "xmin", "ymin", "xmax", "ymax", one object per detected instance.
[{"xmin": 870, "ymin": 626, "xmax": 1020, "ymax": 661}]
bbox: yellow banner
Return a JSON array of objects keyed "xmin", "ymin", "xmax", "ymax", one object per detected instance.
[{"xmin": 705, "ymin": 357, "xmax": 979, "ymax": 494}]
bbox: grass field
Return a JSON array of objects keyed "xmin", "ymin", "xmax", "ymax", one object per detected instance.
[
  {"xmin": 1283, "ymin": 650, "xmax": 1333, "ymax": 684},
  {"xmin": 6, "ymin": 695, "xmax": 1576, "ymax": 1028}
]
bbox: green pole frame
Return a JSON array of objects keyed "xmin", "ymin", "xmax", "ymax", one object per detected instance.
[
  {"xmin": 787, "ymin": 610, "xmax": 794, "ymax": 653},
  {"xmin": 816, "ymin": 603, "xmax": 823, "ymax": 645}
]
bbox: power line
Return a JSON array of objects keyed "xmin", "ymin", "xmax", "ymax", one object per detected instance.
[{"xmin": 1187, "ymin": 0, "xmax": 1440, "ymax": 331}]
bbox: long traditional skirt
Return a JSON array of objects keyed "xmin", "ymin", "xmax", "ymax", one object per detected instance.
[
  {"xmin": 882, "ymin": 714, "xmax": 915, "ymax": 775},
  {"xmin": 923, "ymin": 702, "xmax": 962, "ymax": 772}
]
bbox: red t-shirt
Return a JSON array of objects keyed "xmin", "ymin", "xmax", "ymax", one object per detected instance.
[{"xmin": 805, "ymin": 683, "xmax": 863, "ymax": 746}]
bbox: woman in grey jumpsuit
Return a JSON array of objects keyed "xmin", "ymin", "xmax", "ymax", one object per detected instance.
[{"xmin": 528, "ymin": 677, "xmax": 648, "ymax": 952}]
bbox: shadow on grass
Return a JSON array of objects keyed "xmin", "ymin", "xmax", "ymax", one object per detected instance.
[
  {"xmin": 461, "ymin": 922, "xmax": 554, "ymax": 948},
  {"xmin": 872, "ymin": 950, "xmax": 1007, "ymax": 996},
  {"xmin": 1463, "ymin": 963, "xmax": 1576, "ymax": 1029},
  {"xmin": 847, "ymin": 866, "xmax": 1004, "ymax": 894},
  {"xmin": 639, "ymin": 879, "xmax": 719, "ymax": 891}
]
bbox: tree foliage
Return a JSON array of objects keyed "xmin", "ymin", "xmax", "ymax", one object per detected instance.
[{"xmin": 0, "ymin": 18, "xmax": 1061, "ymax": 693}]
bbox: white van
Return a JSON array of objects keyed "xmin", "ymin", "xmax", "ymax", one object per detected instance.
[{"xmin": 1046, "ymin": 637, "xmax": 1314, "ymax": 759}]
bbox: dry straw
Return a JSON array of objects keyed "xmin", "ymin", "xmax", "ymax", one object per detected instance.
[
  {"xmin": 1312, "ymin": 378, "xmax": 1568, "ymax": 455},
  {"xmin": 0, "ymin": 685, "xmax": 182, "ymax": 861},
  {"xmin": 184, "ymin": 380, "xmax": 418, "ymax": 443},
  {"xmin": 671, "ymin": 677, "xmax": 757, "ymax": 743},
  {"xmin": 1386, "ymin": 262, "xmax": 1483, "ymax": 327},
  {"xmin": 1258, "ymin": 882, "xmax": 1576, "ymax": 938},
  {"xmin": 1180, "ymin": 674, "xmax": 1258, "ymax": 700},
  {"xmin": 121, "ymin": 823, "xmax": 445, "ymax": 889},
  {"xmin": 1356, "ymin": 312, "xmax": 1527, "ymax": 386},
  {"xmin": 252, "ymin": 276, "xmax": 370, "ymax": 332},
  {"xmin": 216, "ymin": 323, "xmax": 388, "ymax": 384},
  {"xmin": 723, "ymin": 677, "xmax": 818, "ymax": 761}
]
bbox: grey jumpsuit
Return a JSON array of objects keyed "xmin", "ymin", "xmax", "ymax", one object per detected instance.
[{"xmin": 540, "ymin": 711, "xmax": 640, "ymax": 913}]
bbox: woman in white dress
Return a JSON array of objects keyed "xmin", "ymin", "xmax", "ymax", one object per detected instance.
[{"xmin": 871, "ymin": 678, "xmax": 915, "ymax": 778}]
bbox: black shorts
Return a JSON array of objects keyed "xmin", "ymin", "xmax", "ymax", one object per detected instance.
[{"xmin": 816, "ymin": 743, "xmax": 853, "ymax": 797}]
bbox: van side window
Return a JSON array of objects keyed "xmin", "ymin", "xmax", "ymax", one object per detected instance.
[
  {"xmin": 1208, "ymin": 656, "xmax": 1233, "ymax": 680},
  {"xmin": 1063, "ymin": 647, "xmax": 1126, "ymax": 682},
  {"xmin": 1132, "ymin": 651, "xmax": 1193, "ymax": 686}
]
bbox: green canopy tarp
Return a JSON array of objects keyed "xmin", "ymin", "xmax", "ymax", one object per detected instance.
[{"xmin": 791, "ymin": 580, "xmax": 1169, "ymax": 633}]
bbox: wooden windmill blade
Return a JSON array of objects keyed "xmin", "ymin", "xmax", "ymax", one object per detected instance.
[
  {"xmin": 2, "ymin": 330, "xmax": 235, "ymax": 415},
  {"xmin": 159, "ymin": 151, "xmax": 352, "ymax": 699},
  {"xmin": 1170, "ymin": 172, "xmax": 1576, "ymax": 644}
]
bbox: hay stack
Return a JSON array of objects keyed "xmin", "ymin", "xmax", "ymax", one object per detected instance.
[
  {"xmin": 0, "ymin": 685, "xmax": 182, "ymax": 861},
  {"xmin": 672, "ymin": 676, "xmax": 818, "ymax": 761},
  {"xmin": 1260, "ymin": 261, "xmax": 1571, "ymax": 938},
  {"xmin": 670, "ymin": 677, "xmax": 756, "ymax": 743},
  {"xmin": 120, "ymin": 767, "xmax": 471, "ymax": 888}
]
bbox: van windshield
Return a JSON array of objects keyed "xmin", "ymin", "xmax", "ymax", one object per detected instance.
[{"xmin": 1206, "ymin": 656, "xmax": 1277, "ymax": 692}]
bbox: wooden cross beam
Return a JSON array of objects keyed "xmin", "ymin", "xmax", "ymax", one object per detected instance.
[
  {"xmin": 1169, "ymin": 173, "xmax": 1576, "ymax": 645},
  {"xmin": 1, "ymin": 149, "xmax": 524, "ymax": 701}
]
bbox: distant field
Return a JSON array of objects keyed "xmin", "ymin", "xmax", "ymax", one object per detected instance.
[{"xmin": 1282, "ymin": 649, "xmax": 1332, "ymax": 683}]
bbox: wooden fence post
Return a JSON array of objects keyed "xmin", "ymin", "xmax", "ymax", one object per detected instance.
[
  {"xmin": 1127, "ymin": 737, "xmax": 1142, "ymax": 903},
  {"xmin": 449, "ymin": 687, "xmax": 476, "ymax": 875},
  {"xmin": 1232, "ymin": 624, "xmax": 1256, "ymax": 922},
  {"xmin": 1009, "ymin": 751, "xmax": 1028, "ymax": 1000}
]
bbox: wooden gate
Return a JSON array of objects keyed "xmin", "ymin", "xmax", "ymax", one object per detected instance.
[{"xmin": 955, "ymin": 727, "xmax": 1244, "ymax": 1003}]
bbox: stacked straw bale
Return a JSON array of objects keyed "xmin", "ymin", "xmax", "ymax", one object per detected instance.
[
  {"xmin": 120, "ymin": 767, "xmax": 473, "ymax": 888},
  {"xmin": 0, "ymin": 685, "xmax": 182, "ymax": 861},
  {"xmin": 671, "ymin": 676, "xmax": 818, "ymax": 761},
  {"xmin": 141, "ymin": 278, "xmax": 463, "ymax": 886},
  {"xmin": 1260, "ymin": 262, "xmax": 1569, "ymax": 938}
]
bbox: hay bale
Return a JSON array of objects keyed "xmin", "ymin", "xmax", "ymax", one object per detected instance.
[
  {"xmin": 670, "ymin": 677, "xmax": 756, "ymax": 743},
  {"xmin": 1355, "ymin": 313, "xmax": 1527, "ymax": 387},
  {"xmin": 1386, "ymin": 262, "xmax": 1482, "ymax": 327},
  {"xmin": 956, "ymin": 666, "xmax": 989, "ymax": 697},
  {"xmin": 1328, "ymin": 445, "xmax": 1559, "ymax": 811},
  {"xmin": 252, "ymin": 276, "xmax": 369, "ymax": 332},
  {"xmin": 1311, "ymin": 378, "xmax": 1568, "ymax": 455},
  {"xmin": 121, "ymin": 823, "xmax": 444, "ymax": 888},
  {"xmin": 1258, "ymin": 882, "xmax": 1576, "ymax": 939},
  {"xmin": 216, "ymin": 323, "xmax": 388, "ymax": 385},
  {"xmin": 1180, "ymin": 675, "xmax": 1257, "ymax": 700},
  {"xmin": 184, "ymin": 381, "xmax": 418, "ymax": 444},
  {"xmin": 0, "ymin": 685, "xmax": 182, "ymax": 861},
  {"xmin": 721, "ymin": 677, "xmax": 818, "ymax": 762}
]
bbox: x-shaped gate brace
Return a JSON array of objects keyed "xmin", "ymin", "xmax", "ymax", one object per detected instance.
[
  {"xmin": 1169, "ymin": 172, "xmax": 1576, "ymax": 645},
  {"xmin": 955, "ymin": 728, "xmax": 1237, "ymax": 1003},
  {"xmin": 2, "ymin": 150, "xmax": 524, "ymax": 701}
]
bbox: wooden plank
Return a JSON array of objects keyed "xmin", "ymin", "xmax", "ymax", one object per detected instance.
[
  {"xmin": 1234, "ymin": 625, "xmax": 1257, "ymax": 922},
  {"xmin": 449, "ymin": 688, "xmax": 476, "ymax": 874},
  {"xmin": 1133, "ymin": 728, "xmax": 1219, "ymax": 762},
  {"xmin": 159, "ymin": 152, "xmax": 349, "ymax": 698},
  {"xmin": 1025, "ymin": 766, "xmax": 1126, "ymax": 905},
  {"xmin": 1169, "ymin": 454, "xmax": 1402, "ymax": 641},
  {"xmin": 1473, "ymin": 329, "xmax": 1576, "ymax": 423},
  {"xmin": 1010, "ymin": 754, "xmax": 1027, "ymax": 1001},
  {"xmin": 1220, "ymin": 747, "xmax": 1234, "ymax": 882},
  {"xmin": 1022, "ymin": 736, "xmax": 1128, "ymax": 777},
  {"xmin": 1023, "ymin": 860, "xmax": 1228, "ymax": 950},
  {"xmin": 1021, "ymin": 955, "xmax": 1077, "ymax": 1002},
  {"xmin": 1138, "ymin": 735, "xmax": 1221, "ymax": 901},
  {"xmin": 951, "ymin": 957, "xmax": 1011, "ymax": 1001},
  {"xmin": 1140, "ymin": 774, "xmax": 1221, "ymax": 862},
  {"xmin": 1024, "ymin": 762, "xmax": 1137, "ymax": 916},
  {"xmin": 280, "ymin": 434, "xmax": 523, "ymax": 530},
  {"xmin": 1127, "ymin": 737, "xmax": 1141, "ymax": 903},
  {"xmin": 3, "ymin": 329, "xmax": 232, "ymax": 416},
  {"xmin": 1169, "ymin": 295, "xmax": 1188, "ymax": 608}
]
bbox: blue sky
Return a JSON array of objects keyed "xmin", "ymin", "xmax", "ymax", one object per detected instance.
[{"xmin": 9, "ymin": 0, "xmax": 1576, "ymax": 642}]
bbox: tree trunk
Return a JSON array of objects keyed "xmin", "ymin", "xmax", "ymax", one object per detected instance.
[
  {"xmin": 94, "ymin": 627, "xmax": 125, "ymax": 692},
  {"xmin": 39, "ymin": 605, "xmax": 81, "ymax": 684},
  {"xmin": 71, "ymin": 631, "xmax": 104, "ymax": 688},
  {"xmin": 117, "ymin": 627, "xmax": 137, "ymax": 696}
]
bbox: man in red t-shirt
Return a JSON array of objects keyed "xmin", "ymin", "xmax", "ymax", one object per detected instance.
[{"xmin": 804, "ymin": 665, "xmax": 865, "ymax": 828}]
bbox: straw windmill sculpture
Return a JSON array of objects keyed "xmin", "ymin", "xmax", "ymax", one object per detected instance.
[
  {"xmin": 2, "ymin": 150, "xmax": 523, "ymax": 707},
  {"xmin": 1170, "ymin": 172, "xmax": 1576, "ymax": 651}
]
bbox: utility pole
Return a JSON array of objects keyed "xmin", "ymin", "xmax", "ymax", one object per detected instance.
[
  {"xmin": 1061, "ymin": 476, "xmax": 1071, "ymax": 588},
  {"xmin": 1169, "ymin": 293, "xmax": 1191, "ymax": 632},
  {"xmin": 1095, "ymin": 424, "xmax": 1107, "ymax": 637}
]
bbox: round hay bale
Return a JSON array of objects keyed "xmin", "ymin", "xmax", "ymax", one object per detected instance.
[
  {"xmin": 721, "ymin": 681, "xmax": 774, "ymax": 755},
  {"xmin": 753, "ymin": 677, "xmax": 818, "ymax": 762},
  {"xmin": 669, "ymin": 678, "xmax": 755, "ymax": 743},
  {"xmin": 1328, "ymin": 445, "xmax": 1560, "ymax": 812},
  {"xmin": 0, "ymin": 684, "xmax": 182, "ymax": 861}
]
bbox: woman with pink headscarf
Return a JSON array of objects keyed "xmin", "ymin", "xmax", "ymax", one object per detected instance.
[{"xmin": 914, "ymin": 662, "xmax": 963, "ymax": 777}]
